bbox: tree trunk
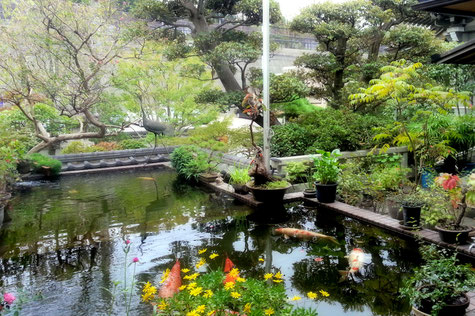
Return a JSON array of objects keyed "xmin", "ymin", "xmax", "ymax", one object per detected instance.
[{"xmin": 330, "ymin": 38, "xmax": 348, "ymax": 108}]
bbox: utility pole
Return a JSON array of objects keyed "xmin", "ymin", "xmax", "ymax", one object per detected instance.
[{"xmin": 262, "ymin": 0, "xmax": 270, "ymax": 170}]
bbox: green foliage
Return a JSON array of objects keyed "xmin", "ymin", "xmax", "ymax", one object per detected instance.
[
  {"xmin": 229, "ymin": 168, "xmax": 251, "ymax": 186},
  {"xmin": 400, "ymin": 246, "xmax": 475, "ymax": 315},
  {"xmin": 284, "ymin": 162, "xmax": 312, "ymax": 185},
  {"xmin": 118, "ymin": 139, "xmax": 147, "ymax": 150},
  {"xmin": 259, "ymin": 180, "xmax": 290, "ymax": 189},
  {"xmin": 270, "ymin": 123, "xmax": 312, "ymax": 157},
  {"xmin": 112, "ymin": 42, "xmax": 220, "ymax": 134},
  {"xmin": 195, "ymin": 90, "xmax": 246, "ymax": 111},
  {"xmin": 272, "ymin": 98, "xmax": 316, "ymax": 119},
  {"xmin": 383, "ymin": 24, "xmax": 444, "ymax": 62},
  {"xmin": 313, "ymin": 150, "xmax": 341, "ymax": 184},
  {"xmin": 337, "ymin": 161, "xmax": 365, "ymax": 205},
  {"xmin": 250, "ymin": 71, "xmax": 310, "ymax": 104},
  {"xmin": 170, "ymin": 146, "xmax": 210, "ymax": 181},
  {"xmin": 299, "ymin": 108, "xmax": 388, "ymax": 153},
  {"xmin": 26, "ymin": 153, "xmax": 62, "ymax": 176}
]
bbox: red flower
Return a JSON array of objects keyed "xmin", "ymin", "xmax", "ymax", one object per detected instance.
[{"xmin": 442, "ymin": 175, "xmax": 460, "ymax": 190}]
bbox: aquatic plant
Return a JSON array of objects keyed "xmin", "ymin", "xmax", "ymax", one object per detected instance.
[
  {"xmin": 229, "ymin": 168, "xmax": 251, "ymax": 186},
  {"xmin": 143, "ymin": 253, "xmax": 325, "ymax": 315}
]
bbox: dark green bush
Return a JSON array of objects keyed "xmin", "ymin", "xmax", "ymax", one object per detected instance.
[
  {"xmin": 270, "ymin": 123, "xmax": 312, "ymax": 157},
  {"xmin": 27, "ymin": 153, "xmax": 62, "ymax": 176},
  {"xmin": 270, "ymin": 109, "xmax": 387, "ymax": 157},
  {"xmin": 300, "ymin": 108, "xmax": 387, "ymax": 153}
]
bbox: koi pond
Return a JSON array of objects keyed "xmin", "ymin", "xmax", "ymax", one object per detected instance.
[{"xmin": 0, "ymin": 168, "xmax": 421, "ymax": 315}]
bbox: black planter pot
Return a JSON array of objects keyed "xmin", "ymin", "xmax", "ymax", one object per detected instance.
[
  {"xmin": 417, "ymin": 292, "xmax": 470, "ymax": 316},
  {"xmin": 402, "ymin": 204, "xmax": 422, "ymax": 227},
  {"xmin": 435, "ymin": 225, "xmax": 473, "ymax": 244},
  {"xmin": 315, "ymin": 182, "xmax": 337, "ymax": 203},
  {"xmin": 303, "ymin": 189, "xmax": 317, "ymax": 198},
  {"xmin": 246, "ymin": 182, "xmax": 291, "ymax": 204}
]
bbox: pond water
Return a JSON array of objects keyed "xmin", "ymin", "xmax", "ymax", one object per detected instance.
[{"xmin": 0, "ymin": 168, "xmax": 421, "ymax": 315}]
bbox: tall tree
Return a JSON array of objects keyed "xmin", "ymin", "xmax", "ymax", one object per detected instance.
[
  {"xmin": 132, "ymin": 0, "xmax": 282, "ymax": 125},
  {"xmin": 0, "ymin": 0, "xmax": 137, "ymax": 152},
  {"xmin": 290, "ymin": 0, "xmax": 435, "ymax": 108},
  {"xmin": 111, "ymin": 42, "xmax": 220, "ymax": 134}
]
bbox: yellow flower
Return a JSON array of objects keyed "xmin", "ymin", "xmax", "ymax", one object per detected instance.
[
  {"xmin": 203, "ymin": 289, "xmax": 213, "ymax": 298},
  {"xmin": 198, "ymin": 248, "xmax": 207, "ymax": 254},
  {"xmin": 179, "ymin": 285, "xmax": 187, "ymax": 291},
  {"xmin": 319, "ymin": 290, "xmax": 330, "ymax": 297},
  {"xmin": 264, "ymin": 308, "xmax": 275, "ymax": 315},
  {"xmin": 160, "ymin": 268, "xmax": 170, "ymax": 284},
  {"xmin": 141, "ymin": 282, "xmax": 157, "ymax": 302},
  {"xmin": 186, "ymin": 311, "xmax": 199, "ymax": 316},
  {"xmin": 207, "ymin": 311, "xmax": 215, "ymax": 316},
  {"xmin": 209, "ymin": 253, "xmax": 219, "ymax": 259},
  {"xmin": 231, "ymin": 291, "xmax": 241, "ymax": 299},
  {"xmin": 274, "ymin": 271, "xmax": 283, "ymax": 279},
  {"xmin": 187, "ymin": 282, "xmax": 197, "ymax": 289},
  {"xmin": 236, "ymin": 277, "xmax": 246, "ymax": 283},
  {"xmin": 273, "ymin": 279, "xmax": 283, "ymax": 283},
  {"xmin": 157, "ymin": 300, "xmax": 168, "ymax": 310},
  {"xmin": 307, "ymin": 291, "xmax": 317, "ymax": 299},
  {"xmin": 291, "ymin": 296, "xmax": 301, "ymax": 301},
  {"xmin": 264, "ymin": 273, "xmax": 273, "ymax": 280},
  {"xmin": 181, "ymin": 268, "xmax": 190, "ymax": 273},
  {"xmin": 196, "ymin": 305, "xmax": 206, "ymax": 313},
  {"xmin": 196, "ymin": 258, "xmax": 206, "ymax": 269},
  {"xmin": 243, "ymin": 303, "xmax": 252, "ymax": 313},
  {"xmin": 184, "ymin": 273, "xmax": 200, "ymax": 281},
  {"xmin": 229, "ymin": 268, "xmax": 240, "ymax": 278},
  {"xmin": 189, "ymin": 287, "xmax": 203, "ymax": 296},
  {"xmin": 224, "ymin": 282, "xmax": 235, "ymax": 290},
  {"xmin": 259, "ymin": 258, "xmax": 265, "ymax": 262}
]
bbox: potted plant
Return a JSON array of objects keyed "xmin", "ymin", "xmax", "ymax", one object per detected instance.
[
  {"xmin": 399, "ymin": 189, "xmax": 425, "ymax": 228},
  {"xmin": 431, "ymin": 173, "xmax": 474, "ymax": 244},
  {"xmin": 400, "ymin": 245, "xmax": 475, "ymax": 316},
  {"xmin": 197, "ymin": 140, "xmax": 225, "ymax": 183},
  {"xmin": 241, "ymin": 88, "xmax": 291, "ymax": 204},
  {"xmin": 312, "ymin": 149, "xmax": 341, "ymax": 203},
  {"xmin": 284, "ymin": 161, "xmax": 315, "ymax": 197},
  {"xmin": 229, "ymin": 167, "xmax": 251, "ymax": 194},
  {"xmin": 171, "ymin": 146, "xmax": 208, "ymax": 182}
]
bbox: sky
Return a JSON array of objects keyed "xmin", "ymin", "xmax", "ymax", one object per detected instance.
[{"xmin": 276, "ymin": 0, "xmax": 347, "ymax": 21}]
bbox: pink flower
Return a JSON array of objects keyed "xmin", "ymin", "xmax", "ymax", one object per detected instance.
[
  {"xmin": 125, "ymin": 240, "xmax": 131, "ymax": 245},
  {"xmin": 314, "ymin": 257, "xmax": 323, "ymax": 262},
  {"xmin": 133, "ymin": 257, "xmax": 139, "ymax": 263},
  {"xmin": 3, "ymin": 293, "xmax": 16, "ymax": 305}
]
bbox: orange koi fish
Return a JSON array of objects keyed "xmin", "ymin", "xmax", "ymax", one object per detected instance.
[
  {"xmin": 275, "ymin": 227, "xmax": 338, "ymax": 244},
  {"xmin": 223, "ymin": 257, "xmax": 239, "ymax": 284},
  {"xmin": 158, "ymin": 260, "xmax": 181, "ymax": 298}
]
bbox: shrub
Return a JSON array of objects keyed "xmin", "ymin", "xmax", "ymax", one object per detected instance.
[
  {"xmin": 118, "ymin": 139, "xmax": 147, "ymax": 150},
  {"xmin": 299, "ymin": 108, "xmax": 387, "ymax": 153},
  {"xmin": 27, "ymin": 153, "xmax": 62, "ymax": 176},
  {"xmin": 271, "ymin": 123, "xmax": 312, "ymax": 157},
  {"xmin": 90, "ymin": 142, "xmax": 119, "ymax": 152},
  {"xmin": 284, "ymin": 161, "xmax": 312, "ymax": 184},
  {"xmin": 61, "ymin": 141, "xmax": 93, "ymax": 154},
  {"xmin": 171, "ymin": 146, "xmax": 208, "ymax": 180}
]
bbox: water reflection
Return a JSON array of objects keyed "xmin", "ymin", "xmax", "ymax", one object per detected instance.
[{"xmin": 0, "ymin": 169, "xmax": 420, "ymax": 315}]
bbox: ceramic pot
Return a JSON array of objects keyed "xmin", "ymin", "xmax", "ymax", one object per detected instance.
[{"xmin": 303, "ymin": 189, "xmax": 317, "ymax": 198}]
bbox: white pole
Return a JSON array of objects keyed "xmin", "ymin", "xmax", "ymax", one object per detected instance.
[{"xmin": 262, "ymin": 0, "xmax": 270, "ymax": 170}]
